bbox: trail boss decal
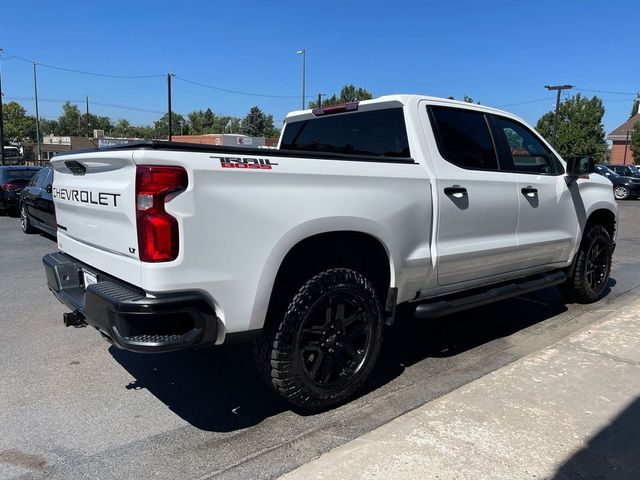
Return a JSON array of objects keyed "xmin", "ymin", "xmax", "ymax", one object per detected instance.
[{"xmin": 213, "ymin": 156, "xmax": 278, "ymax": 170}]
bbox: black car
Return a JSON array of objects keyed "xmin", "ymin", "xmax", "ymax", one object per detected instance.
[
  {"xmin": 594, "ymin": 165, "xmax": 640, "ymax": 200},
  {"xmin": 19, "ymin": 167, "xmax": 56, "ymax": 235},
  {"xmin": 0, "ymin": 166, "xmax": 42, "ymax": 214},
  {"xmin": 604, "ymin": 164, "xmax": 640, "ymax": 178}
]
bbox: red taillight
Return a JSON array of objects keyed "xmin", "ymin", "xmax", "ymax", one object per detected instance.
[
  {"xmin": 136, "ymin": 165, "xmax": 188, "ymax": 262},
  {"xmin": 1, "ymin": 183, "xmax": 19, "ymax": 192}
]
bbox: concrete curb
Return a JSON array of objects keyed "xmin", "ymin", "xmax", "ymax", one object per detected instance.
[{"xmin": 280, "ymin": 298, "xmax": 640, "ymax": 480}]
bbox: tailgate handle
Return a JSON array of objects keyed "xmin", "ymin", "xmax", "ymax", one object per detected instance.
[{"xmin": 65, "ymin": 160, "xmax": 86, "ymax": 175}]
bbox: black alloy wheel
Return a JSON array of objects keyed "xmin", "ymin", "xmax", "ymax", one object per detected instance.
[
  {"xmin": 255, "ymin": 268, "xmax": 384, "ymax": 411},
  {"xmin": 297, "ymin": 290, "xmax": 372, "ymax": 390},
  {"xmin": 562, "ymin": 225, "xmax": 613, "ymax": 303}
]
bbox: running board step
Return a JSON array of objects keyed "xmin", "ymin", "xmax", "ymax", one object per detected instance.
[{"xmin": 414, "ymin": 271, "xmax": 567, "ymax": 319}]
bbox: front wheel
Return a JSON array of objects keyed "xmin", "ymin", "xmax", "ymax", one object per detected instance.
[
  {"xmin": 563, "ymin": 225, "xmax": 613, "ymax": 303},
  {"xmin": 20, "ymin": 204, "xmax": 35, "ymax": 234},
  {"xmin": 255, "ymin": 268, "xmax": 384, "ymax": 411},
  {"xmin": 614, "ymin": 185, "xmax": 630, "ymax": 200}
]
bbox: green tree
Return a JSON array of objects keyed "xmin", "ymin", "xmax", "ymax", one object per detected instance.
[
  {"xmin": 2, "ymin": 101, "xmax": 37, "ymax": 142},
  {"xmin": 187, "ymin": 109, "xmax": 207, "ymax": 135},
  {"xmin": 631, "ymin": 97, "xmax": 639, "ymax": 118},
  {"xmin": 111, "ymin": 119, "xmax": 132, "ymax": 137},
  {"xmin": 630, "ymin": 122, "xmax": 640, "ymax": 165},
  {"xmin": 535, "ymin": 94, "xmax": 607, "ymax": 162},
  {"xmin": 308, "ymin": 84, "xmax": 374, "ymax": 108},
  {"xmin": 56, "ymin": 102, "xmax": 85, "ymax": 136},
  {"xmin": 85, "ymin": 113, "xmax": 113, "ymax": 135},
  {"xmin": 240, "ymin": 106, "xmax": 279, "ymax": 137},
  {"xmin": 153, "ymin": 112, "xmax": 187, "ymax": 139},
  {"xmin": 40, "ymin": 118, "xmax": 59, "ymax": 136}
]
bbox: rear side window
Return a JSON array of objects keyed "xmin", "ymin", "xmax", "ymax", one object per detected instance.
[
  {"xmin": 280, "ymin": 108, "xmax": 410, "ymax": 158},
  {"xmin": 493, "ymin": 116, "xmax": 561, "ymax": 175},
  {"xmin": 428, "ymin": 106, "xmax": 498, "ymax": 171},
  {"xmin": 4, "ymin": 169, "xmax": 38, "ymax": 181}
]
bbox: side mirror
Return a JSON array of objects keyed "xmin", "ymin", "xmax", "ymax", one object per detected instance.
[{"xmin": 566, "ymin": 156, "xmax": 595, "ymax": 176}]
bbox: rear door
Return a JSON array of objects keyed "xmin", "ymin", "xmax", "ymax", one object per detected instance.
[
  {"xmin": 23, "ymin": 169, "xmax": 47, "ymax": 222},
  {"xmin": 423, "ymin": 104, "xmax": 519, "ymax": 286},
  {"xmin": 490, "ymin": 115, "xmax": 578, "ymax": 268}
]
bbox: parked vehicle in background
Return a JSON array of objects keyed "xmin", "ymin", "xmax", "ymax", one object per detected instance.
[
  {"xmin": 0, "ymin": 166, "xmax": 41, "ymax": 214},
  {"xmin": 605, "ymin": 164, "xmax": 640, "ymax": 178},
  {"xmin": 1, "ymin": 146, "xmax": 25, "ymax": 165},
  {"xmin": 594, "ymin": 164, "xmax": 640, "ymax": 200},
  {"xmin": 20, "ymin": 167, "xmax": 56, "ymax": 235},
  {"xmin": 43, "ymin": 95, "xmax": 617, "ymax": 411}
]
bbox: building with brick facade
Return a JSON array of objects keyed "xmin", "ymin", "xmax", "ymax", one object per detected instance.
[{"xmin": 608, "ymin": 113, "xmax": 640, "ymax": 165}]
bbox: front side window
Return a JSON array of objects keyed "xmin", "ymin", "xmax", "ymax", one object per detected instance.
[
  {"xmin": 428, "ymin": 106, "xmax": 498, "ymax": 171},
  {"xmin": 494, "ymin": 116, "xmax": 561, "ymax": 174},
  {"xmin": 280, "ymin": 108, "xmax": 410, "ymax": 158}
]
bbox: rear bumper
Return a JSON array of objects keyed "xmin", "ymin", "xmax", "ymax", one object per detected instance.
[
  {"xmin": 43, "ymin": 252, "xmax": 218, "ymax": 353},
  {"xmin": 0, "ymin": 194, "xmax": 19, "ymax": 210}
]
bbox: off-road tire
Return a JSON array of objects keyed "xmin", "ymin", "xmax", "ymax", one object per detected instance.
[
  {"xmin": 563, "ymin": 225, "xmax": 613, "ymax": 303},
  {"xmin": 254, "ymin": 268, "xmax": 384, "ymax": 411},
  {"xmin": 20, "ymin": 204, "xmax": 35, "ymax": 234}
]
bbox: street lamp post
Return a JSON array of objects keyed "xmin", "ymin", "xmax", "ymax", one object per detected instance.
[
  {"xmin": 33, "ymin": 62, "xmax": 41, "ymax": 161},
  {"xmin": 296, "ymin": 49, "xmax": 306, "ymax": 110}
]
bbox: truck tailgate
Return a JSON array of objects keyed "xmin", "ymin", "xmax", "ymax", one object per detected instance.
[{"xmin": 50, "ymin": 150, "xmax": 141, "ymax": 285}]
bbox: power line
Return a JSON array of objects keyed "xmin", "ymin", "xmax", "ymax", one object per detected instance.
[
  {"xmin": 575, "ymin": 88, "xmax": 636, "ymax": 96},
  {"xmin": 5, "ymin": 96, "xmax": 164, "ymax": 114},
  {"xmin": 496, "ymin": 97, "xmax": 551, "ymax": 107},
  {"xmin": 175, "ymin": 76, "xmax": 301, "ymax": 99},
  {"xmin": 5, "ymin": 53, "xmax": 164, "ymax": 79}
]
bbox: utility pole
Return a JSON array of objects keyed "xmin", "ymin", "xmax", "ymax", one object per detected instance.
[
  {"xmin": 33, "ymin": 62, "xmax": 41, "ymax": 162},
  {"xmin": 0, "ymin": 48, "xmax": 5, "ymax": 166},
  {"xmin": 167, "ymin": 73, "xmax": 174, "ymax": 141},
  {"xmin": 544, "ymin": 84, "xmax": 573, "ymax": 147},
  {"xmin": 623, "ymin": 128, "xmax": 631, "ymax": 165},
  {"xmin": 85, "ymin": 95, "xmax": 90, "ymax": 137},
  {"xmin": 317, "ymin": 93, "xmax": 326, "ymax": 108}
]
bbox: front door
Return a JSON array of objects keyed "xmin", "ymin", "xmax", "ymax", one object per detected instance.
[{"xmin": 490, "ymin": 115, "xmax": 578, "ymax": 268}]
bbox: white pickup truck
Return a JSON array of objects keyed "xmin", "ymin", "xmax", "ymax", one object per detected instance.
[{"xmin": 43, "ymin": 95, "xmax": 617, "ymax": 410}]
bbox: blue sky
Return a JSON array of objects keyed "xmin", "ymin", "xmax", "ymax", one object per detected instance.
[{"xmin": 1, "ymin": 0, "xmax": 638, "ymax": 134}]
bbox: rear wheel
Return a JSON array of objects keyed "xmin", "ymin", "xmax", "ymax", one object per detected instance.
[
  {"xmin": 20, "ymin": 204, "xmax": 35, "ymax": 234},
  {"xmin": 614, "ymin": 185, "xmax": 630, "ymax": 200},
  {"xmin": 563, "ymin": 225, "xmax": 613, "ymax": 303},
  {"xmin": 255, "ymin": 268, "xmax": 384, "ymax": 411}
]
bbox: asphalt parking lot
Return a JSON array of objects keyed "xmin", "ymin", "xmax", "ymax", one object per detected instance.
[{"xmin": 2, "ymin": 202, "xmax": 640, "ymax": 480}]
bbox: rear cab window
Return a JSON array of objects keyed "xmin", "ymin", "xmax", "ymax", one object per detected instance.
[{"xmin": 280, "ymin": 107, "xmax": 411, "ymax": 158}]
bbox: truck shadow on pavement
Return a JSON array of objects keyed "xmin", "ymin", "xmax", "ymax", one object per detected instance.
[
  {"xmin": 110, "ymin": 282, "xmax": 614, "ymax": 433},
  {"xmin": 553, "ymin": 396, "xmax": 640, "ymax": 480}
]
